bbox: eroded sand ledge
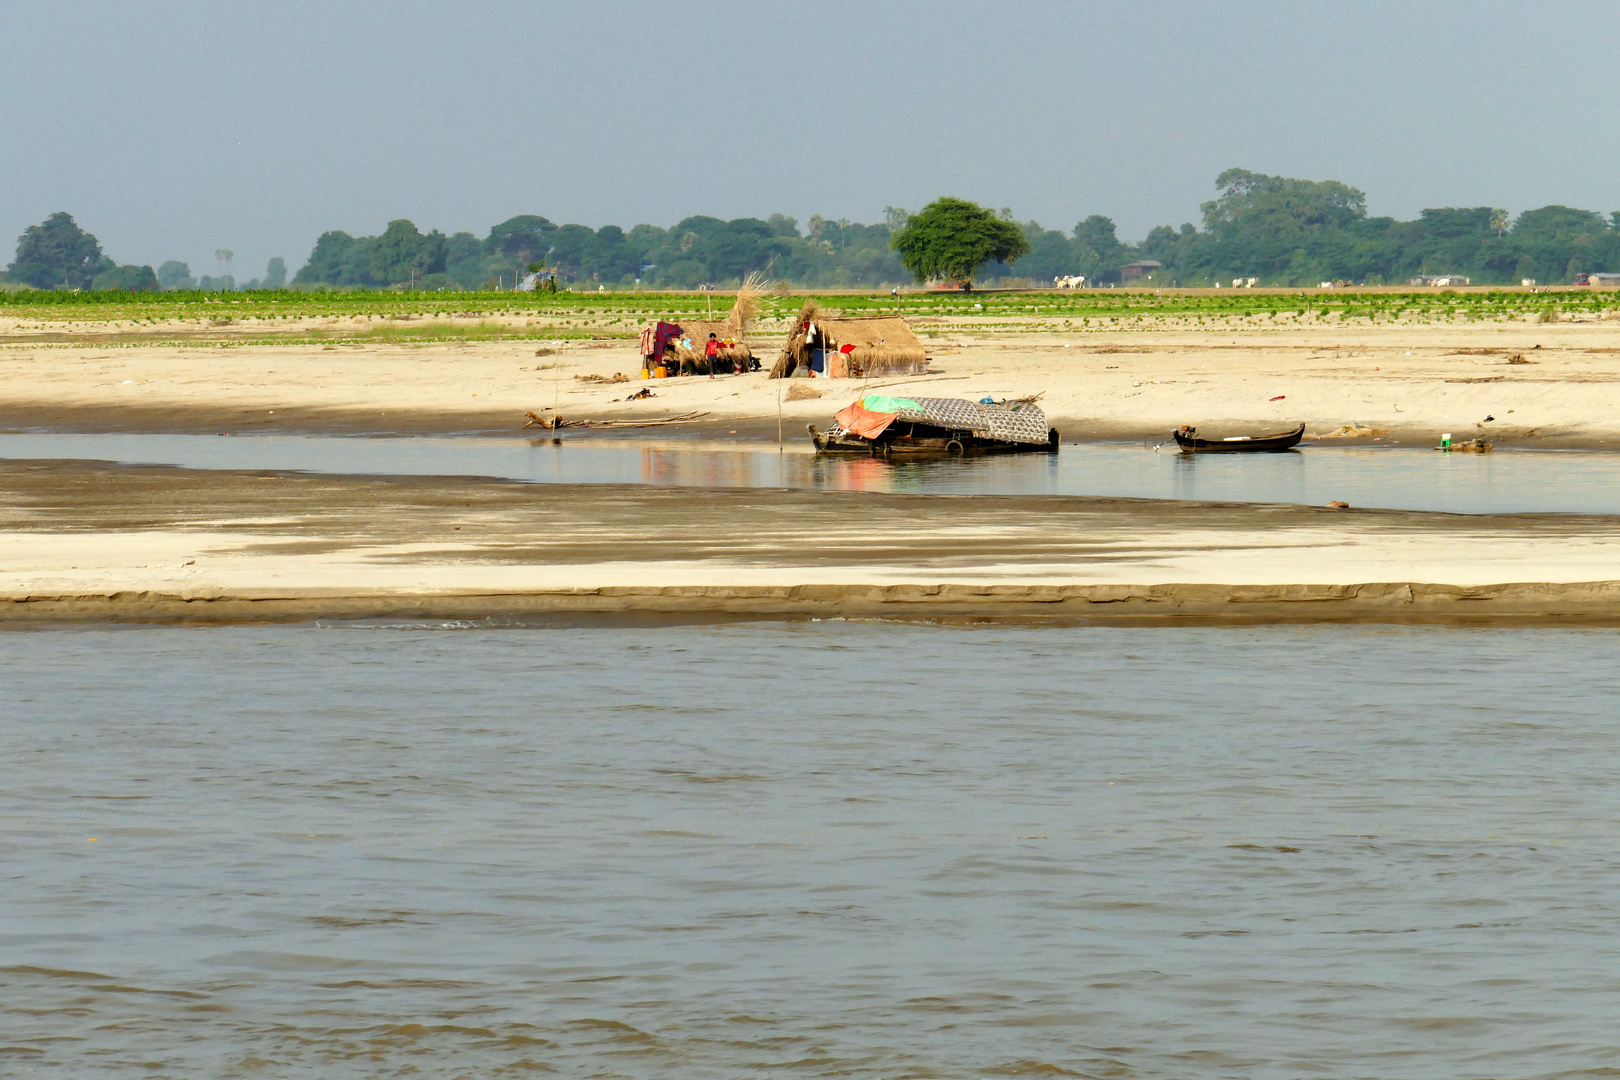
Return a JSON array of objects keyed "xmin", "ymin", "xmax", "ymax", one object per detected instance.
[
  {"xmin": 3, "ymin": 461, "xmax": 1617, "ymax": 625},
  {"xmin": 10, "ymin": 581, "xmax": 1620, "ymax": 625}
]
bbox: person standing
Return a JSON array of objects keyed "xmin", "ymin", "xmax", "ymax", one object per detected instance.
[{"xmin": 705, "ymin": 333, "xmax": 720, "ymax": 379}]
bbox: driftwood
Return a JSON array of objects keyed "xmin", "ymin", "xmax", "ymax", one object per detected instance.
[{"xmin": 524, "ymin": 409, "xmax": 710, "ymax": 431}]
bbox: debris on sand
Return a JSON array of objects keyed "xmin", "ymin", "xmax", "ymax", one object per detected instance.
[
  {"xmin": 524, "ymin": 409, "xmax": 710, "ymax": 430},
  {"xmin": 1306, "ymin": 424, "xmax": 1387, "ymax": 439},
  {"xmin": 1437, "ymin": 437, "xmax": 1492, "ymax": 453},
  {"xmin": 785, "ymin": 384, "xmax": 823, "ymax": 401}
]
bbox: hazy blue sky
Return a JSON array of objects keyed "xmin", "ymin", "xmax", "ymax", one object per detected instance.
[{"xmin": 5, "ymin": 0, "xmax": 1617, "ymax": 279}]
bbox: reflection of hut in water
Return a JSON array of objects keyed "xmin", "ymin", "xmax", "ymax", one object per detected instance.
[{"xmin": 769, "ymin": 301, "xmax": 929, "ymax": 379}]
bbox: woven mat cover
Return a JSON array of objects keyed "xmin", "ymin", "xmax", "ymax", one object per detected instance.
[{"xmin": 892, "ymin": 397, "xmax": 1050, "ymax": 445}]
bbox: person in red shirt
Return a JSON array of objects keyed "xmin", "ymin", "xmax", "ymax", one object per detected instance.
[{"xmin": 705, "ymin": 333, "xmax": 720, "ymax": 378}]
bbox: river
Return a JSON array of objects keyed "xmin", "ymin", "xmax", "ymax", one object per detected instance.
[{"xmin": 4, "ymin": 621, "xmax": 1618, "ymax": 1077}]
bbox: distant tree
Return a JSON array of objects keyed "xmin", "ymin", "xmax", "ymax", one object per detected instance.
[
  {"xmin": 884, "ymin": 206, "xmax": 910, "ymax": 232},
  {"xmin": 891, "ymin": 197, "xmax": 1031, "ymax": 286},
  {"xmin": 444, "ymin": 231, "xmax": 493, "ymax": 290},
  {"xmin": 92, "ymin": 264, "xmax": 159, "ymax": 291},
  {"xmin": 544, "ymin": 223, "xmax": 596, "ymax": 279},
  {"xmin": 263, "ymin": 256, "xmax": 287, "ymax": 289},
  {"xmin": 580, "ymin": 224, "xmax": 641, "ymax": 282},
  {"xmin": 1070, "ymin": 214, "xmax": 1127, "ymax": 281},
  {"xmin": 370, "ymin": 219, "xmax": 447, "ymax": 286},
  {"xmin": 1507, "ymin": 205, "xmax": 1610, "ymax": 282},
  {"xmin": 767, "ymin": 213, "xmax": 799, "ymax": 237},
  {"xmin": 295, "ymin": 230, "xmax": 369, "ymax": 287},
  {"xmin": 1201, "ymin": 169, "xmax": 1366, "ymax": 243},
  {"xmin": 7, "ymin": 212, "xmax": 107, "ymax": 289},
  {"xmin": 157, "ymin": 260, "xmax": 195, "ymax": 290},
  {"xmin": 215, "ymin": 249, "xmax": 234, "ymax": 282},
  {"xmin": 486, "ymin": 214, "xmax": 556, "ymax": 271}
]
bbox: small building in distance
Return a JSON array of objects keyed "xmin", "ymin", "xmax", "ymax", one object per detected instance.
[
  {"xmin": 1408, "ymin": 274, "xmax": 1472, "ymax": 287},
  {"xmin": 1120, "ymin": 260, "xmax": 1163, "ymax": 283}
]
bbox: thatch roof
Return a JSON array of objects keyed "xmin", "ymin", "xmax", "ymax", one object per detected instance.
[{"xmin": 769, "ymin": 301, "xmax": 929, "ymax": 379}]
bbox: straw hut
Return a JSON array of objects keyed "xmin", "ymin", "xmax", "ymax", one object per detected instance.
[
  {"xmin": 769, "ymin": 301, "xmax": 929, "ymax": 379},
  {"xmin": 641, "ymin": 275, "xmax": 766, "ymax": 374},
  {"xmin": 663, "ymin": 320, "xmax": 754, "ymax": 367}
]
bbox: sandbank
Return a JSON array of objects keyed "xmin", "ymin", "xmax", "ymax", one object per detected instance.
[
  {"xmin": 3, "ymin": 317, "xmax": 1620, "ymax": 445},
  {"xmin": 3, "ymin": 460, "xmax": 1618, "ymax": 625}
]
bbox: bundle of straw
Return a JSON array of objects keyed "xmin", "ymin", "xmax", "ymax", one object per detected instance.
[{"xmin": 727, "ymin": 269, "xmax": 770, "ymax": 332}]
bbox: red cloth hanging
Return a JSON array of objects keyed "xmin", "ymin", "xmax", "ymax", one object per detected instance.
[{"xmin": 834, "ymin": 401, "xmax": 897, "ymax": 439}]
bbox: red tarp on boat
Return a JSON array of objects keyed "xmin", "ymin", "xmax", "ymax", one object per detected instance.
[{"xmin": 834, "ymin": 401, "xmax": 898, "ymax": 439}]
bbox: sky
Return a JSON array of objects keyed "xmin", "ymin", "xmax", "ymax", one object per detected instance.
[{"xmin": 4, "ymin": 0, "xmax": 1619, "ymax": 280}]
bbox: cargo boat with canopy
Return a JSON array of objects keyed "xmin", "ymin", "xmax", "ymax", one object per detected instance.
[{"xmin": 810, "ymin": 394, "xmax": 1059, "ymax": 455}]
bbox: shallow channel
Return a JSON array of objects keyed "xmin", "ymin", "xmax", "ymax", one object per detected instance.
[{"xmin": 1, "ymin": 431, "xmax": 1617, "ymax": 514}]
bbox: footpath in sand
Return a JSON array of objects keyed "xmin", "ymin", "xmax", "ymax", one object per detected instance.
[
  {"xmin": 3, "ymin": 461, "xmax": 1618, "ymax": 625},
  {"xmin": 3, "ymin": 315, "xmax": 1620, "ymax": 445}
]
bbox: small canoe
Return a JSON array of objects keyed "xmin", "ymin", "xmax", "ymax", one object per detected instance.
[{"xmin": 1172, "ymin": 423, "xmax": 1305, "ymax": 452}]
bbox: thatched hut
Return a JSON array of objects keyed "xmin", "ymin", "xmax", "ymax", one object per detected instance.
[
  {"xmin": 664, "ymin": 320, "xmax": 754, "ymax": 367},
  {"xmin": 641, "ymin": 276, "xmax": 766, "ymax": 375},
  {"xmin": 769, "ymin": 301, "xmax": 929, "ymax": 379}
]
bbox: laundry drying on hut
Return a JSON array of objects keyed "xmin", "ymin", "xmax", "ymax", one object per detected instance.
[
  {"xmin": 639, "ymin": 277, "xmax": 764, "ymax": 377},
  {"xmin": 638, "ymin": 320, "xmax": 757, "ymax": 376},
  {"xmin": 1171, "ymin": 422, "xmax": 1306, "ymax": 452},
  {"xmin": 770, "ymin": 300, "xmax": 930, "ymax": 379},
  {"xmin": 810, "ymin": 394, "xmax": 1058, "ymax": 455}
]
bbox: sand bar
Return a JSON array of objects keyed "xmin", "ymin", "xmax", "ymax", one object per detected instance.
[
  {"xmin": 3, "ymin": 317, "xmax": 1620, "ymax": 444},
  {"xmin": 3, "ymin": 460, "xmax": 1617, "ymax": 625}
]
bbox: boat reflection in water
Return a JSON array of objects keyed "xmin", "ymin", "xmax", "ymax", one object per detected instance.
[{"xmin": 630, "ymin": 443, "xmax": 1066, "ymax": 496}]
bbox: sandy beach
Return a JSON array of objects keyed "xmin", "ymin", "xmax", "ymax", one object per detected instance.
[
  {"xmin": 3, "ymin": 313, "xmax": 1620, "ymax": 444},
  {"xmin": 3, "ymin": 459, "xmax": 1618, "ymax": 624}
]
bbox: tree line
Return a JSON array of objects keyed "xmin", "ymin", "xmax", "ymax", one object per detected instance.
[
  {"xmin": 7, "ymin": 170, "xmax": 1620, "ymax": 293},
  {"xmin": 290, "ymin": 212, "xmax": 911, "ymax": 291}
]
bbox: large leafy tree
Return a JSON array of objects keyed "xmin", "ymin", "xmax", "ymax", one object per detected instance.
[
  {"xmin": 486, "ymin": 214, "xmax": 556, "ymax": 271},
  {"xmin": 891, "ymin": 197, "xmax": 1030, "ymax": 286},
  {"xmin": 7, "ymin": 212, "xmax": 108, "ymax": 289},
  {"xmin": 370, "ymin": 219, "xmax": 447, "ymax": 285},
  {"xmin": 1072, "ymin": 214, "xmax": 1127, "ymax": 280},
  {"xmin": 294, "ymin": 230, "xmax": 375, "ymax": 287}
]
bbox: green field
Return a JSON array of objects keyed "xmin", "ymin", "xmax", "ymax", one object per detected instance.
[{"xmin": 3, "ymin": 287, "xmax": 1616, "ymax": 345}]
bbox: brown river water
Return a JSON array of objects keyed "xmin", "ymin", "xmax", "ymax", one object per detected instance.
[{"xmin": 4, "ymin": 622, "xmax": 1620, "ymax": 1078}]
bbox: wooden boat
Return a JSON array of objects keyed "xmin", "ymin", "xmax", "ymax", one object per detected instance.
[
  {"xmin": 811, "ymin": 394, "xmax": 1059, "ymax": 456},
  {"xmin": 1172, "ymin": 423, "xmax": 1305, "ymax": 452}
]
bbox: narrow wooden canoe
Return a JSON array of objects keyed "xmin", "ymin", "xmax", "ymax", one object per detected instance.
[{"xmin": 1172, "ymin": 423, "xmax": 1305, "ymax": 452}]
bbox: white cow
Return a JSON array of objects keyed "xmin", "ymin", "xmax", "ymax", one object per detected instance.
[{"xmin": 1053, "ymin": 275, "xmax": 1087, "ymax": 290}]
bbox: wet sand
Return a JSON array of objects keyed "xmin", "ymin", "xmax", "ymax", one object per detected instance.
[{"xmin": 3, "ymin": 460, "xmax": 1617, "ymax": 624}]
